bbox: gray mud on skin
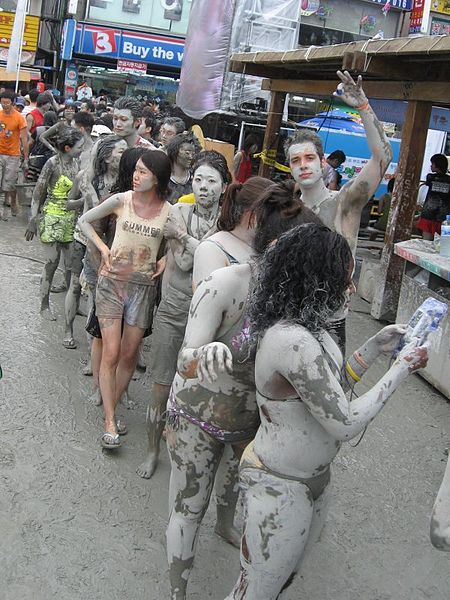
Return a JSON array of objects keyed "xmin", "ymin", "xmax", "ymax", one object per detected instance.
[{"xmin": 1, "ymin": 217, "xmax": 450, "ymax": 599}]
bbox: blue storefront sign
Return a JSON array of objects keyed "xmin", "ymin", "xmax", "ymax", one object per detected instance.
[
  {"xmin": 74, "ymin": 24, "xmax": 184, "ymax": 69},
  {"xmin": 366, "ymin": 0, "xmax": 412, "ymax": 9},
  {"xmin": 61, "ymin": 18, "xmax": 77, "ymax": 61}
]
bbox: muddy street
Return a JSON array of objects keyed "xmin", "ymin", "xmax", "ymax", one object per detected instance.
[{"xmin": 1, "ymin": 214, "xmax": 450, "ymax": 600}]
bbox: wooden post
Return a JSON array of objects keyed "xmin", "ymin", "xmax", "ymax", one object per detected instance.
[
  {"xmin": 371, "ymin": 100, "xmax": 432, "ymax": 321},
  {"xmin": 258, "ymin": 91, "xmax": 286, "ymax": 178}
]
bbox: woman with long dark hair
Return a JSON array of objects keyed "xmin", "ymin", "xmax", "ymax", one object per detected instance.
[
  {"xmin": 79, "ymin": 150, "xmax": 171, "ymax": 449},
  {"xmin": 166, "ymin": 180, "xmax": 321, "ymax": 600},
  {"xmin": 225, "ymin": 224, "xmax": 429, "ymax": 600}
]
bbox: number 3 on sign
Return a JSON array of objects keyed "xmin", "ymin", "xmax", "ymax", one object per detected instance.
[{"xmin": 93, "ymin": 30, "xmax": 117, "ymax": 54}]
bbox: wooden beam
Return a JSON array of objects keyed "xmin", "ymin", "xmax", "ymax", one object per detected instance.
[
  {"xmin": 341, "ymin": 52, "xmax": 446, "ymax": 81},
  {"xmin": 258, "ymin": 91, "xmax": 286, "ymax": 178},
  {"xmin": 261, "ymin": 78, "xmax": 450, "ymax": 104},
  {"xmin": 371, "ymin": 100, "xmax": 432, "ymax": 321}
]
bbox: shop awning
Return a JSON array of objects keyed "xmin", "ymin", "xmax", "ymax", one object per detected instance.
[{"xmin": 0, "ymin": 66, "xmax": 41, "ymax": 82}]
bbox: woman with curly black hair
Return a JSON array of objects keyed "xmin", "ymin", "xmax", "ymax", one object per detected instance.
[
  {"xmin": 225, "ymin": 223, "xmax": 429, "ymax": 600},
  {"xmin": 165, "ymin": 180, "xmax": 320, "ymax": 600}
]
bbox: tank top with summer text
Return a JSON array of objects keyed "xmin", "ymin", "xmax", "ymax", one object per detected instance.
[{"xmin": 101, "ymin": 190, "xmax": 170, "ymax": 286}]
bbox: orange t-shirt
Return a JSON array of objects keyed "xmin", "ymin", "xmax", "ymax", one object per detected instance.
[{"xmin": 0, "ymin": 109, "xmax": 27, "ymax": 156}]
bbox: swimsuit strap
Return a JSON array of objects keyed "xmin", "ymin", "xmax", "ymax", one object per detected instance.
[{"xmin": 204, "ymin": 239, "xmax": 240, "ymax": 265}]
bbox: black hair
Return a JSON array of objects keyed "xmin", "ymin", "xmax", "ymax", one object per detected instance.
[
  {"xmin": 28, "ymin": 89, "xmax": 40, "ymax": 103},
  {"xmin": 43, "ymin": 111, "xmax": 58, "ymax": 127},
  {"xmin": 139, "ymin": 150, "xmax": 172, "ymax": 199},
  {"xmin": 144, "ymin": 114, "xmax": 156, "ymax": 130},
  {"xmin": 248, "ymin": 224, "xmax": 353, "ymax": 342},
  {"xmin": 114, "ymin": 96, "xmax": 142, "ymax": 121},
  {"xmin": 166, "ymin": 132, "xmax": 202, "ymax": 166},
  {"xmin": 243, "ymin": 134, "xmax": 258, "ymax": 154},
  {"xmin": 218, "ymin": 176, "xmax": 270, "ymax": 231},
  {"xmin": 431, "ymin": 154, "xmax": 448, "ymax": 174},
  {"xmin": 73, "ymin": 111, "xmax": 95, "ymax": 133},
  {"xmin": 192, "ymin": 150, "xmax": 232, "ymax": 188},
  {"xmin": 81, "ymin": 99, "xmax": 96, "ymax": 112},
  {"xmin": 36, "ymin": 93, "xmax": 52, "ymax": 108},
  {"xmin": 0, "ymin": 89, "xmax": 16, "ymax": 102},
  {"xmin": 327, "ymin": 149, "xmax": 346, "ymax": 163},
  {"xmin": 251, "ymin": 179, "xmax": 323, "ymax": 255},
  {"xmin": 93, "ymin": 135, "xmax": 124, "ymax": 191},
  {"xmin": 56, "ymin": 127, "xmax": 84, "ymax": 152},
  {"xmin": 387, "ymin": 177, "xmax": 395, "ymax": 193},
  {"xmin": 110, "ymin": 147, "xmax": 147, "ymax": 194},
  {"xmin": 162, "ymin": 116, "xmax": 185, "ymax": 134},
  {"xmin": 285, "ymin": 129, "xmax": 324, "ymax": 160}
]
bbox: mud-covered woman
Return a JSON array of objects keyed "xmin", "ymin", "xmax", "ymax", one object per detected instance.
[
  {"xmin": 78, "ymin": 150, "xmax": 171, "ymax": 449},
  {"xmin": 225, "ymin": 224, "xmax": 429, "ymax": 600},
  {"xmin": 25, "ymin": 128, "xmax": 84, "ymax": 321},
  {"xmin": 165, "ymin": 180, "xmax": 321, "ymax": 600},
  {"xmin": 137, "ymin": 150, "xmax": 231, "ymax": 480},
  {"xmin": 63, "ymin": 134, "xmax": 128, "ymax": 350}
]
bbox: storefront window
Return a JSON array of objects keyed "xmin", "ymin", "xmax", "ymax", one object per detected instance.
[
  {"xmin": 299, "ymin": 0, "xmax": 400, "ymax": 46},
  {"xmin": 87, "ymin": 0, "xmax": 192, "ymax": 35}
]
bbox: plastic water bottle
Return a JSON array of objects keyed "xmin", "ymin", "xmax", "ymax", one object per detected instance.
[{"xmin": 440, "ymin": 215, "xmax": 450, "ymax": 258}]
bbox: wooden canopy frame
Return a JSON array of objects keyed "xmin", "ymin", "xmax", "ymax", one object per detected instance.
[{"xmin": 230, "ymin": 35, "xmax": 450, "ymax": 320}]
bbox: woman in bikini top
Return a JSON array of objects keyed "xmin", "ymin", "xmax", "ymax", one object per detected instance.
[{"xmin": 225, "ymin": 223, "xmax": 429, "ymax": 600}]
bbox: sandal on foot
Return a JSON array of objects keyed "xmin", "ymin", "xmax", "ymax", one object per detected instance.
[
  {"xmin": 116, "ymin": 418, "xmax": 128, "ymax": 436},
  {"xmin": 51, "ymin": 283, "xmax": 67, "ymax": 293},
  {"xmin": 101, "ymin": 432, "xmax": 121, "ymax": 449},
  {"xmin": 62, "ymin": 337, "xmax": 77, "ymax": 349}
]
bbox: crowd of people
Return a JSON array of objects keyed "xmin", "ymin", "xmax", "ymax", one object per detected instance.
[{"xmin": 1, "ymin": 71, "xmax": 449, "ymax": 599}]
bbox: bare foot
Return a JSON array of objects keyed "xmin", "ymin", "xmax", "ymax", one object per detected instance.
[
  {"xmin": 62, "ymin": 336, "xmax": 77, "ymax": 349},
  {"xmin": 214, "ymin": 524, "xmax": 241, "ymax": 549},
  {"xmin": 136, "ymin": 453, "xmax": 158, "ymax": 479},
  {"xmin": 88, "ymin": 388, "xmax": 102, "ymax": 406},
  {"xmin": 120, "ymin": 390, "xmax": 136, "ymax": 410},
  {"xmin": 41, "ymin": 306, "xmax": 56, "ymax": 321},
  {"xmin": 50, "ymin": 283, "xmax": 67, "ymax": 293}
]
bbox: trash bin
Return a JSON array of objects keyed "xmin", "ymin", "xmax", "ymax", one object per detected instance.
[{"xmin": 15, "ymin": 182, "xmax": 36, "ymax": 207}]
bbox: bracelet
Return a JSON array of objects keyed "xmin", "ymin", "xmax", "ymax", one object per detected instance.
[
  {"xmin": 353, "ymin": 351, "xmax": 369, "ymax": 370},
  {"xmin": 345, "ymin": 361, "xmax": 361, "ymax": 383},
  {"xmin": 358, "ymin": 101, "xmax": 370, "ymax": 111}
]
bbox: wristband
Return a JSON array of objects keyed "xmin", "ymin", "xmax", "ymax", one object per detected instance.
[
  {"xmin": 353, "ymin": 351, "xmax": 369, "ymax": 370},
  {"xmin": 358, "ymin": 101, "xmax": 370, "ymax": 111},
  {"xmin": 345, "ymin": 361, "xmax": 361, "ymax": 383}
]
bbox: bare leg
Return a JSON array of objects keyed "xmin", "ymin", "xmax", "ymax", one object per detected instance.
[
  {"xmin": 430, "ymin": 452, "xmax": 450, "ymax": 551},
  {"xmin": 40, "ymin": 243, "xmax": 61, "ymax": 321},
  {"xmin": 7, "ymin": 190, "xmax": 18, "ymax": 216},
  {"xmin": 63, "ymin": 273, "xmax": 81, "ymax": 348},
  {"xmin": 214, "ymin": 446, "xmax": 241, "ymax": 548},
  {"xmin": 98, "ymin": 318, "xmax": 122, "ymax": 437},
  {"xmin": 136, "ymin": 382, "xmax": 170, "ymax": 479},
  {"xmin": 89, "ymin": 337, "xmax": 103, "ymax": 406},
  {"xmin": 167, "ymin": 418, "xmax": 224, "ymax": 600},
  {"xmin": 225, "ymin": 469, "xmax": 319, "ymax": 600},
  {"xmin": 114, "ymin": 322, "xmax": 145, "ymax": 410}
]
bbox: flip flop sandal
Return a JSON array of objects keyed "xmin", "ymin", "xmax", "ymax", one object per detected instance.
[
  {"xmin": 62, "ymin": 338, "xmax": 77, "ymax": 349},
  {"xmin": 101, "ymin": 432, "xmax": 121, "ymax": 449},
  {"xmin": 51, "ymin": 283, "xmax": 67, "ymax": 293},
  {"xmin": 116, "ymin": 418, "xmax": 128, "ymax": 436}
]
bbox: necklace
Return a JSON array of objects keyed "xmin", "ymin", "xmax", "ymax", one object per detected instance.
[{"xmin": 229, "ymin": 230, "xmax": 253, "ymax": 249}]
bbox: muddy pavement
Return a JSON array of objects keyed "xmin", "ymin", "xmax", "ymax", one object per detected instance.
[{"xmin": 1, "ymin": 214, "xmax": 450, "ymax": 600}]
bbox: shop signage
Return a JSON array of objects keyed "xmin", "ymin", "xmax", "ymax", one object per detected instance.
[
  {"xmin": 430, "ymin": 16, "xmax": 450, "ymax": 33},
  {"xmin": 61, "ymin": 18, "xmax": 77, "ymax": 61},
  {"xmin": 74, "ymin": 24, "xmax": 184, "ymax": 68},
  {"xmin": 300, "ymin": 0, "xmax": 320, "ymax": 16},
  {"xmin": 369, "ymin": 98, "xmax": 450, "ymax": 132},
  {"xmin": 0, "ymin": 12, "xmax": 40, "ymax": 53},
  {"xmin": 430, "ymin": 0, "xmax": 450, "ymax": 15},
  {"xmin": 64, "ymin": 63, "xmax": 78, "ymax": 96},
  {"xmin": 409, "ymin": 0, "xmax": 432, "ymax": 33},
  {"xmin": 117, "ymin": 58, "xmax": 147, "ymax": 73},
  {"xmin": 367, "ymin": 0, "xmax": 413, "ymax": 9}
]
